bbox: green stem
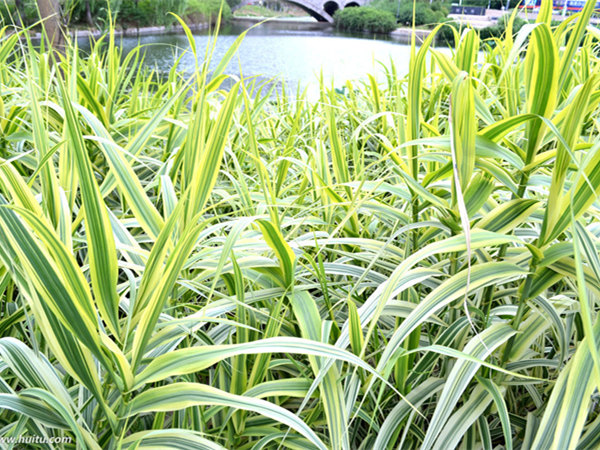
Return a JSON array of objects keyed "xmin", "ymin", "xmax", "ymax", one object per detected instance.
[
  {"xmin": 482, "ymin": 169, "xmax": 531, "ymax": 320},
  {"xmin": 502, "ymin": 260, "xmax": 537, "ymax": 364}
]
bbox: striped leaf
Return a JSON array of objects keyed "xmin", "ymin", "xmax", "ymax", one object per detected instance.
[
  {"xmin": 59, "ymin": 82, "xmax": 121, "ymax": 337},
  {"xmin": 127, "ymin": 383, "xmax": 327, "ymax": 450},
  {"xmin": 422, "ymin": 324, "xmax": 516, "ymax": 449}
]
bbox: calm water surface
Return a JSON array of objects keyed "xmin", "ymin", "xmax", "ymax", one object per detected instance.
[{"xmin": 100, "ymin": 22, "xmax": 425, "ymax": 92}]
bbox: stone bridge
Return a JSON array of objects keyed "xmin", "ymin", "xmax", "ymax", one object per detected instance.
[{"xmin": 285, "ymin": 0, "xmax": 369, "ymax": 22}]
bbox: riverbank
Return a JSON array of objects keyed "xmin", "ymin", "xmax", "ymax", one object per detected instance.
[
  {"xmin": 232, "ymin": 16, "xmax": 331, "ymax": 30},
  {"xmin": 25, "ymin": 22, "xmax": 211, "ymax": 41},
  {"xmin": 390, "ymin": 27, "xmax": 431, "ymax": 44},
  {"xmin": 232, "ymin": 16, "xmax": 433, "ymax": 43},
  {"xmin": 22, "ymin": 16, "xmax": 432, "ymax": 45}
]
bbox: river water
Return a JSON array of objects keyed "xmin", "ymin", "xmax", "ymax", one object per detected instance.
[{"xmin": 107, "ymin": 21, "xmax": 421, "ymax": 92}]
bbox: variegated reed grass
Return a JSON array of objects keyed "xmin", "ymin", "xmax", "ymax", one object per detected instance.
[{"xmin": 0, "ymin": 1, "xmax": 600, "ymax": 448}]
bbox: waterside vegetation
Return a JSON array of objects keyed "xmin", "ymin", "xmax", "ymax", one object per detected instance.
[
  {"xmin": 334, "ymin": 0, "xmax": 453, "ymax": 34},
  {"xmin": 0, "ymin": 0, "xmax": 600, "ymax": 448},
  {"xmin": 0, "ymin": 0, "xmax": 235, "ymax": 30},
  {"xmin": 334, "ymin": 6, "xmax": 398, "ymax": 34}
]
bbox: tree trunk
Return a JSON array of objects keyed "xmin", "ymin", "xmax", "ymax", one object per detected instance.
[
  {"xmin": 14, "ymin": 0, "xmax": 25, "ymax": 27},
  {"xmin": 37, "ymin": 0, "xmax": 65, "ymax": 51},
  {"xmin": 85, "ymin": 0, "xmax": 94, "ymax": 27}
]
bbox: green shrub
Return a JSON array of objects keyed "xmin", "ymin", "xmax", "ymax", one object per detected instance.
[
  {"xmin": 118, "ymin": 1, "xmax": 149, "ymax": 27},
  {"xmin": 334, "ymin": 6, "xmax": 397, "ymax": 34},
  {"xmin": 480, "ymin": 14, "xmax": 527, "ymax": 41},
  {"xmin": 5, "ymin": 0, "xmax": 38, "ymax": 27},
  {"xmin": 437, "ymin": 19, "xmax": 459, "ymax": 46},
  {"xmin": 0, "ymin": 2, "xmax": 16, "ymax": 26},
  {"xmin": 368, "ymin": 0, "xmax": 399, "ymax": 15},
  {"xmin": 396, "ymin": 2, "xmax": 446, "ymax": 28},
  {"xmin": 2, "ymin": 0, "xmax": 78, "ymax": 27},
  {"xmin": 370, "ymin": 0, "xmax": 450, "ymax": 25},
  {"xmin": 66, "ymin": 0, "xmax": 230, "ymax": 28},
  {"xmin": 185, "ymin": 0, "xmax": 232, "ymax": 24},
  {"xmin": 135, "ymin": 0, "xmax": 187, "ymax": 27},
  {"xmin": 497, "ymin": 13, "xmax": 527, "ymax": 30},
  {"xmin": 430, "ymin": 1, "xmax": 450, "ymax": 14}
]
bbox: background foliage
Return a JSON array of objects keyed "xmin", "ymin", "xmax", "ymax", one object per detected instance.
[
  {"xmin": 334, "ymin": 6, "xmax": 397, "ymax": 33},
  {"xmin": 0, "ymin": 0, "xmax": 233, "ymax": 28},
  {"xmin": 369, "ymin": 0, "xmax": 450, "ymax": 28}
]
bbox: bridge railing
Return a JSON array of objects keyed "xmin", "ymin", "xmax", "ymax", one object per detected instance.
[{"xmin": 450, "ymin": 5, "xmax": 487, "ymax": 15}]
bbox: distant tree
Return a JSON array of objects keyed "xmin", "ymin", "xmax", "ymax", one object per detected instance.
[
  {"xmin": 14, "ymin": 0, "xmax": 25, "ymax": 26},
  {"xmin": 37, "ymin": 0, "xmax": 64, "ymax": 50},
  {"xmin": 85, "ymin": 0, "xmax": 94, "ymax": 26}
]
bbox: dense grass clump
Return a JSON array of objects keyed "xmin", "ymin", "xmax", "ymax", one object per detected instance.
[
  {"xmin": 334, "ymin": 6, "xmax": 397, "ymax": 33},
  {"xmin": 1, "ymin": 0, "xmax": 600, "ymax": 448}
]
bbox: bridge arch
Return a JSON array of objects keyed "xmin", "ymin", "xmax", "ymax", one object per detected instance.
[
  {"xmin": 323, "ymin": 1, "xmax": 340, "ymax": 16},
  {"xmin": 285, "ymin": 0, "xmax": 329, "ymax": 21},
  {"xmin": 281, "ymin": 0, "xmax": 367, "ymax": 22}
]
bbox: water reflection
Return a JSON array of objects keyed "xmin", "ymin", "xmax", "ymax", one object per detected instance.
[{"xmin": 81, "ymin": 21, "xmax": 429, "ymax": 92}]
